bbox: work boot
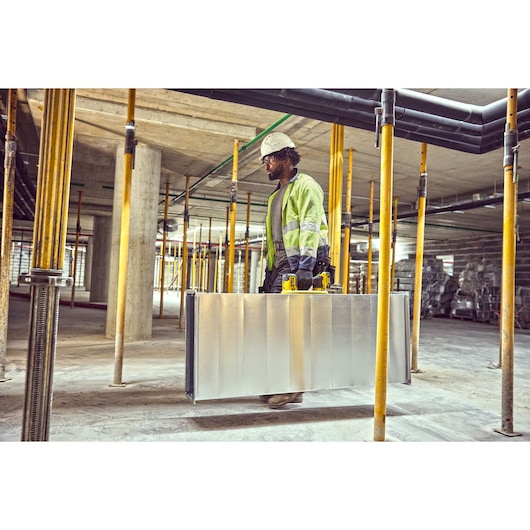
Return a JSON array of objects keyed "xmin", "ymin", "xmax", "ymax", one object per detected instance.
[
  {"xmin": 259, "ymin": 393, "xmax": 303, "ymax": 403},
  {"xmin": 267, "ymin": 392, "xmax": 303, "ymax": 409}
]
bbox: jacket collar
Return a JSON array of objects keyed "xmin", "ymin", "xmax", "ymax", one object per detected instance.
[{"xmin": 273, "ymin": 169, "xmax": 299, "ymax": 192}]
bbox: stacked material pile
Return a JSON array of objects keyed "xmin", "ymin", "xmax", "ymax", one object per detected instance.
[
  {"xmin": 394, "ymin": 256, "xmax": 457, "ymax": 318},
  {"xmin": 450, "ymin": 259, "xmax": 500, "ymax": 321}
]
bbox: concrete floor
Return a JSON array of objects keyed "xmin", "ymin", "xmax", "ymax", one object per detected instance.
[
  {"xmin": 2, "ymin": 287, "xmax": 530, "ymax": 443},
  {"xmin": 3, "ymin": 287, "xmax": 530, "ymax": 529}
]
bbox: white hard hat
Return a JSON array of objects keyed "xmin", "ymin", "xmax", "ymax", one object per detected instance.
[{"xmin": 260, "ymin": 132, "xmax": 296, "ymax": 158}]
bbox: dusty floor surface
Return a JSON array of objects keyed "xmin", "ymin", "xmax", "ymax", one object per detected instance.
[
  {"xmin": 2, "ymin": 289, "xmax": 528, "ymax": 529},
  {"xmin": 1, "ymin": 289, "xmax": 530, "ymax": 443}
]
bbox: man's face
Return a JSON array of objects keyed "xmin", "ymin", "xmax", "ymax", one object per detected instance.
[{"xmin": 263, "ymin": 153, "xmax": 284, "ymax": 181}]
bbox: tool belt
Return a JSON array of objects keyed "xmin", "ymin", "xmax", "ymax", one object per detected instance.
[
  {"xmin": 260, "ymin": 257, "xmax": 289, "ymax": 293},
  {"xmin": 260, "ymin": 251, "xmax": 335, "ymax": 293}
]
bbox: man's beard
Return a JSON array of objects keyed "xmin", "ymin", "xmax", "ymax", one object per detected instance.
[{"xmin": 267, "ymin": 167, "xmax": 281, "ymax": 181}]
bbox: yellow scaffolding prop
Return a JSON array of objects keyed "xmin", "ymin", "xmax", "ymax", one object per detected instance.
[
  {"xmin": 159, "ymin": 181, "xmax": 169, "ymax": 318},
  {"xmin": 328, "ymin": 123, "xmax": 344, "ymax": 285},
  {"xmin": 22, "ymin": 89, "xmax": 76, "ymax": 440},
  {"xmin": 496, "ymin": 88, "xmax": 522, "ymax": 437},
  {"xmin": 411, "ymin": 143, "xmax": 428, "ymax": 373},
  {"xmin": 366, "ymin": 181, "xmax": 374, "ymax": 294},
  {"xmin": 374, "ymin": 89, "xmax": 395, "ymax": 442},
  {"xmin": 178, "ymin": 176, "xmax": 190, "ymax": 329},
  {"xmin": 244, "ymin": 193, "xmax": 251, "ymax": 293},
  {"xmin": 0, "ymin": 89, "xmax": 17, "ymax": 383},
  {"xmin": 113, "ymin": 89, "xmax": 136, "ymax": 386},
  {"xmin": 227, "ymin": 139, "xmax": 239, "ymax": 293},
  {"xmin": 341, "ymin": 149, "xmax": 353, "ymax": 293},
  {"xmin": 390, "ymin": 196, "xmax": 398, "ymax": 290}
]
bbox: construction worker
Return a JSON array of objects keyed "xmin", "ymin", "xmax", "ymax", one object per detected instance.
[{"xmin": 259, "ymin": 131, "xmax": 330, "ymax": 409}]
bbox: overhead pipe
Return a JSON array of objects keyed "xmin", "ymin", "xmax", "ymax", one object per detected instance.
[
  {"xmin": 177, "ymin": 89, "xmax": 374, "ymax": 130},
  {"xmin": 352, "ymin": 188, "xmax": 530, "ymax": 229},
  {"xmin": 112, "ymin": 89, "xmax": 136, "ymax": 387},
  {"xmin": 231, "ymin": 89, "xmax": 380, "ymax": 127},
  {"xmin": 337, "ymin": 87, "xmax": 504, "ymax": 125},
  {"xmin": 496, "ymin": 89, "xmax": 521, "ymax": 438},
  {"xmin": 394, "ymin": 88, "xmax": 530, "ymax": 124},
  {"xmin": 341, "ymin": 149, "xmax": 353, "ymax": 293},
  {"xmin": 374, "ymin": 89, "xmax": 395, "ymax": 442},
  {"xmin": 188, "ymin": 88, "xmax": 511, "ymax": 153},
  {"xmin": 411, "ymin": 144, "xmax": 428, "ymax": 373},
  {"xmin": 336, "ymin": 91, "xmax": 494, "ymax": 139},
  {"xmin": 348, "ymin": 88, "xmax": 530, "ymax": 130},
  {"xmin": 389, "ymin": 111, "xmax": 485, "ymax": 142},
  {"xmin": 393, "ymin": 89, "xmax": 485, "ymax": 123},
  {"xmin": 176, "ymin": 89, "xmax": 530, "ymax": 155},
  {"xmin": 1, "ymin": 89, "xmax": 17, "ymax": 383},
  {"xmin": 396, "ymin": 88, "xmax": 528, "ymax": 129}
]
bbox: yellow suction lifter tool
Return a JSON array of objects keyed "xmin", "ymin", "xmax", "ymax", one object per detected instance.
[{"xmin": 281, "ymin": 272, "xmax": 331, "ymax": 294}]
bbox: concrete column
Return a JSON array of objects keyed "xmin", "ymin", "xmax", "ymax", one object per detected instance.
[
  {"xmin": 250, "ymin": 249, "xmax": 261, "ymax": 293},
  {"xmin": 105, "ymin": 144, "xmax": 161, "ymax": 340},
  {"xmin": 89, "ymin": 216, "xmax": 112, "ymax": 303},
  {"xmin": 84, "ymin": 234, "xmax": 93, "ymax": 292}
]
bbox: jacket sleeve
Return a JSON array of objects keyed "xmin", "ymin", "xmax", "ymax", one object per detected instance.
[{"xmin": 296, "ymin": 178, "xmax": 326, "ymax": 271}]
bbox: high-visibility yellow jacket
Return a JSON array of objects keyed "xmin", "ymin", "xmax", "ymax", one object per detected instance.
[{"xmin": 266, "ymin": 172, "xmax": 329, "ymax": 272}]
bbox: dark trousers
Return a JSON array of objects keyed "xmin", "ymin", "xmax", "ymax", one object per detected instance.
[{"xmin": 262, "ymin": 260, "xmax": 291, "ymax": 294}]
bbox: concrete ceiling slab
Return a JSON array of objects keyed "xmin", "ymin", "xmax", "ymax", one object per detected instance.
[{"xmin": 2, "ymin": 88, "xmax": 529, "ymax": 245}]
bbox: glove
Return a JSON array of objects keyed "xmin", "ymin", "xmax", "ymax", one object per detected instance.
[{"xmin": 295, "ymin": 269, "xmax": 313, "ymax": 290}]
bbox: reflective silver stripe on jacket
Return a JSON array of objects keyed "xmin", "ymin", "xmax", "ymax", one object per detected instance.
[
  {"xmin": 283, "ymin": 219, "xmax": 299, "ymax": 233},
  {"xmin": 300, "ymin": 221, "xmax": 319, "ymax": 233}
]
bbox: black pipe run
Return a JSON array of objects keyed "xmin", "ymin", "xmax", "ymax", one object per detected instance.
[
  {"xmin": 351, "ymin": 190, "xmax": 530, "ymax": 228},
  {"xmin": 174, "ymin": 88, "xmax": 530, "ymax": 155}
]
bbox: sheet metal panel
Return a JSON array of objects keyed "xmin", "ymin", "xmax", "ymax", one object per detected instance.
[{"xmin": 185, "ymin": 292, "xmax": 410, "ymax": 402}]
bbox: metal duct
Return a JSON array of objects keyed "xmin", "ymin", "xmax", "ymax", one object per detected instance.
[
  {"xmin": 174, "ymin": 88, "xmax": 530, "ymax": 154},
  {"xmin": 185, "ymin": 291, "xmax": 411, "ymax": 402}
]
